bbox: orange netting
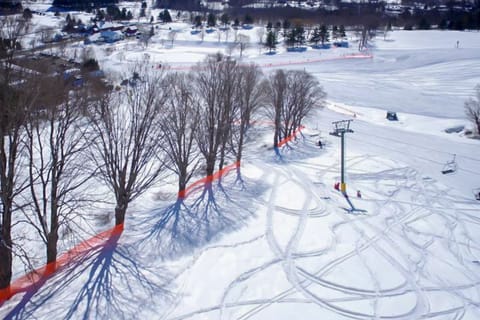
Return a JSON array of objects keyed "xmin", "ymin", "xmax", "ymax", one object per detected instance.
[
  {"xmin": 0, "ymin": 224, "xmax": 124, "ymax": 303},
  {"xmin": 178, "ymin": 161, "xmax": 240, "ymax": 198},
  {"xmin": 277, "ymin": 126, "xmax": 305, "ymax": 147},
  {"xmin": 0, "ymin": 123, "xmax": 303, "ymax": 303}
]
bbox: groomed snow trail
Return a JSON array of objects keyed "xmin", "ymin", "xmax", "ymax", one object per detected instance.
[{"xmin": 166, "ymin": 129, "xmax": 480, "ymax": 320}]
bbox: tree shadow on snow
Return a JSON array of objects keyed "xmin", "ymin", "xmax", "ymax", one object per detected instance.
[
  {"xmin": 3, "ymin": 228, "xmax": 172, "ymax": 320},
  {"xmin": 269, "ymin": 134, "xmax": 324, "ymax": 165},
  {"xmin": 135, "ymin": 170, "xmax": 268, "ymax": 260}
]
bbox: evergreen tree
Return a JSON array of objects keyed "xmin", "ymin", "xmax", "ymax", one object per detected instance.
[
  {"xmin": 207, "ymin": 12, "xmax": 216, "ymax": 27},
  {"xmin": 310, "ymin": 26, "xmax": 321, "ymax": 45},
  {"xmin": 439, "ymin": 18, "xmax": 448, "ymax": 30},
  {"xmin": 320, "ymin": 25, "xmax": 329, "ymax": 44},
  {"xmin": 418, "ymin": 17, "xmax": 430, "ymax": 30},
  {"xmin": 244, "ymin": 14, "xmax": 253, "ymax": 25},
  {"xmin": 294, "ymin": 25, "xmax": 305, "ymax": 47},
  {"xmin": 266, "ymin": 30, "xmax": 276, "ymax": 52},
  {"xmin": 339, "ymin": 25, "xmax": 346, "ymax": 38},
  {"xmin": 266, "ymin": 21, "xmax": 272, "ymax": 31},
  {"xmin": 332, "ymin": 25, "xmax": 339, "ymax": 40},
  {"xmin": 220, "ymin": 13, "xmax": 230, "ymax": 27},
  {"xmin": 159, "ymin": 9, "xmax": 172, "ymax": 23},
  {"xmin": 285, "ymin": 28, "xmax": 296, "ymax": 47},
  {"xmin": 282, "ymin": 19, "xmax": 290, "ymax": 35},
  {"xmin": 23, "ymin": 8, "xmax": 33, "ymax": 21},
  {"xmin": 194, "ymin": 15, "xmax": 202, "ymax": 28},
  {"xmin": 274, "ymin": 21, "xmax": 281, "ymax": 35}
]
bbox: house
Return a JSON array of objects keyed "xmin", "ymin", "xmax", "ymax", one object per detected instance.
[
  {"xmin": 100, "ymin": 30, "xmax": 124, "ymax": 43},
  {"xmin": 92, "ymin": 21, "xmax": 124, "ymax": 33},
  {"xmin": 123, "ymin": 26, "xmax": 138, "ymax": 37}
]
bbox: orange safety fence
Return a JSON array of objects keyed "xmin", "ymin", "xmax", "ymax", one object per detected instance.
[
  {"xmin": 178, "ymin": 161, "xmax": 240, "ymax": 198},
  {"xmin": 277, "ymin": 126, "xmax": 305, "ymax": 147},
  {"xmin": 0, "ymin": 123, "xmax": 304, "ymax": 304},
  {"xmin": 0, "ymin": 224, "xmax": 124, "ymax": 304},
  {"xmin": 177, "ymin": 125, "xmax": 304, "ymax": 198},
  {"xmin": 167, "ymin": 53, "xmax": 373, "ymax": 71}
]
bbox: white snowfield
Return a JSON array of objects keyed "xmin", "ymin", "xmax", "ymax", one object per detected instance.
[{"xmin": 2, "ymin": 9, "xmax": 480, "ymax": 319}]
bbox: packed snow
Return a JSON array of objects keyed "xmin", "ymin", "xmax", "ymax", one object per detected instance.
[{"xmin": 1, "ymin": 6, "xmax": 480, "ymax": 319}]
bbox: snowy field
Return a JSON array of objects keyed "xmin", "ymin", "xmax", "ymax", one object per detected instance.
[{"xmin": 2, "ymin": 5, "xmax": 480, "ymax": 319}]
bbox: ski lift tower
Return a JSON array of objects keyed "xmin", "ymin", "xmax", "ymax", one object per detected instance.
[{"xmin": 330, "ymin": 120, "xmax": 354, "ymax": 193}]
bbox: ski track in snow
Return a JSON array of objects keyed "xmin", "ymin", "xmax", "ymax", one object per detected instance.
[{"xmin": 166, "ymin": 132, "xmax": 480, "ymax": 320}]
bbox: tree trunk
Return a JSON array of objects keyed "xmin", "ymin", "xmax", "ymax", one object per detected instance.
[
  {"xmin": 236, "ymin": 132, "xmax": 244, "ymax": 162},
  {"xmin": 0, "ymin": 229, "xmax": 12, "ymax": 289},
  {"xmin": 206, "ymin": 154, "xmax": 215, "ymax": 176},
  {"xmin": 0, "ymin": 197, "xmax": 13, "ymax": 289},
  {"xmin": 115, "ymin": 205, "xmax": 126, "ymax": 225},
  {"xmin": 46, "ymin": 232, "xmax": 58, "ymax": 264},
  {"xmin": 218, "ymin": 146, "xmax": 226, "ymax": 171},
  {"xmin": 178, "ymin": 167, "xmax": 187, "ymax": 192}
]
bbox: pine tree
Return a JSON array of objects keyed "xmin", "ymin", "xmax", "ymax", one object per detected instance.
[
  {"xmin": 266, "ymin": 30, "xmax": 276, "ymax": 52},
  {"xmin": 339, "ymin": 25, "xmax": 346, "ymax": 39},
  {"xmin": 159, "ymin": 9, "xmax": 172, "ymax": 23},
  {"xmin": 285, "ymin": 28, "xmax": 295, "ymax": 47},
  {"xmin": 294, "ymin": 25, "xmax": 305, "ymax": 47},
  {"xmin": 332, "ymin": 25, "xmax": 339, "ymax": 40},
  {"xmin": 207, "ymin": 13, "xmax": 216, "ymax": 27},
  {"xmin": 320, "ymin": 25, "xmax": 329, "ymax": 44},
  {"xmin": 220, "ymin": 13, "xmax": 230, "ymax": 27},
  {"xmin": 310, "ymin": 27, "xmax": 321, "ymax": 45}
]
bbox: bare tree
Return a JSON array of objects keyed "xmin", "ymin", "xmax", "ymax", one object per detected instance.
[
  {"xmin": 23, "ymin": 78, "xmax": 94, "ymax": 264},
  {"xmin": 217, "ymin": 57, "xmax": 239, "ymax": 171},
  {"xmin": 231, "ymin": 63, "xmax": 266, "ymax": 163},
  {"xmin": 160, "ymin": 72, "xmax": 201, "ymax": 194},
  {"xmin": 0, "ymin": 15, "xmax": 31, "ymax": 289},
  {"xmin": 256, "ymin": 27, "xmax": 265, "ymax": 45},
  {"xmin": 285, "ymin": 70, "xmax": 325, "ymax": 137},
  {"xmin": 465, "ymin": 84, "xmax": 480, "ymax": 136},
  {"xmin": 237, "ymin": 34, "xmax": 250, "ymax": 58},
  {"xmin": 193, "ymin": 54, "xmax": 238, "ymax": 176},
  {"xmin": 88, "ymin": 64, "xmax": 169, "ymax": 225},
  {"xmin": 39, "ymin": 26, "xmax": 55, "ymax": 44},
  {"xmin": 266, "ymin": 69, "xmax": 325, "ymax": 148},
  {"xmin": 266, "ymin": 69, "xmax": 287, "ymax": 149},
  {"xmin": 168, "ymin": 29, "xmax": 179, "ymax": 46}
]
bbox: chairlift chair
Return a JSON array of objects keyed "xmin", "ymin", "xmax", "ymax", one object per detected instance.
[
  {"xmin": 441, "ymin": 154, "xmax": 457, "ymax": 174},
  {"xmin": 474, "ymin": 188, "xmax": 480, "ymax": 201},
  {"xmin": 386, "ymin": 111, "xmax": 398, "ymax": 121}
]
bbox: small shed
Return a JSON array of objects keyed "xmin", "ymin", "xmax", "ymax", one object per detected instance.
[
  {"xmin": 386, "ymin": 111, "xmax": 398, "ymax": 121},
  {"xmin": 124, "ymin": 26, "xmax": 138, "ymax": 37},
  {"xmin": 100, "ymin": 30, "xmax": 124, "ymax": 43}
]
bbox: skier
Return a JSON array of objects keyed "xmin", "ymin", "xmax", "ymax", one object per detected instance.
[
  {"xmin": 357, "ymin": 190, "xmax": 362, "ymax": 198},
  {"xmin": 317, "ymin": 140, "xmax": 323, "ymax": 149}
]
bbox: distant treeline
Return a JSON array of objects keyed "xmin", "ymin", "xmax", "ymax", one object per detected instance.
[
  {"xmin": 156, "ymin": 0, "xmax": 480, "ymax": 31},
  {"xmin": 52, "ymin": 0, "xmax": 118, "ymax": 10},
  {"xmin": 0, "ymin": 1, "xmax": 22, "ymax": 14}
]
